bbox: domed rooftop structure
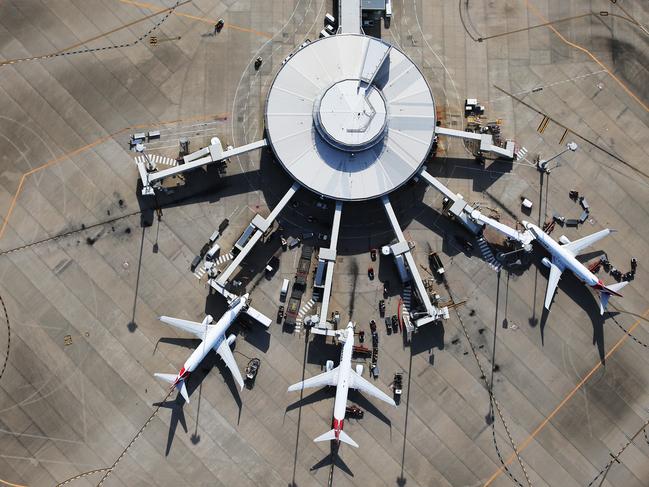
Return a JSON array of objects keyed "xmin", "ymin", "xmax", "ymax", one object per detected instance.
[{"xmin": 265, "ymin": 34, "xmax": 436, "ymax": 201}]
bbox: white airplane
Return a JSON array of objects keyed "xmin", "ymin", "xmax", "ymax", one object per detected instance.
[
  {"xmin": 287, "ymin": 322, "xmax": 396, "ymax": 448},
  {"xmin": 522, "ymin": 221, "xmax": 628, "ymax": 315},
  {"xmin": 155, "ymin": 292, "xmax": 270, "ymax": 402}
]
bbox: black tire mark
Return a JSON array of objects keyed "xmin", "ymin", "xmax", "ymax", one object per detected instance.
[
  {"xmin": 0, "ymin": 293, "xmax": 10, "ymax": 384},
  {"xmin": 1, "ymin": 0, "xmax": 187, "ymax": 67}
]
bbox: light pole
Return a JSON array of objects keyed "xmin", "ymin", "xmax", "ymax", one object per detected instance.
[{"xmin": 537, "ymin": 141, "xmax": 578, "ymax": 173}]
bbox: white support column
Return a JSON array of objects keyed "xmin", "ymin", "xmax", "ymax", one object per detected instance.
[
  {"xmin": 318, "ymin": 200, "xmax": 343, "ymax": 327},
  {"xmin": 213, "ymin": 182, "xmax": 300, "ymax": 287},
  {"xmin": 381, "ymin": 196, "xmax": 437, "ymax": 319},
  {"xmin": 140, "ymin": 139, "xmax": 268, "ymax": 194}
]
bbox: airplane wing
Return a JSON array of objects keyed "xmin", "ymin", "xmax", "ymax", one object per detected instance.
[
  {"xmin": 562, "ymin": 229, "xmax": 612, "ymax": 256},
  {"xmin": 287, "ymin": 367, "xmax": 339, "ymax": 392},
  {"xmin": 244, "ymin": 306, "xmax": 271, "ymax": 328},
  {"xmin": 349, "ymin": 370, "xmax": 396, "ymax": 406},
  {"xmin": 215, "ymin": 339, "xmax": 244, "ymax": 390},
  {"xmin": 159, "ymin": 316, "xmax": 208, "ymax": 338},
  {"xmin": 544, "ymin": 259, "xmax": 565, "ymax": 310}
]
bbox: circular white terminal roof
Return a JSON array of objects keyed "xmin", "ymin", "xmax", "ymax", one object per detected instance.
[{"xmin": 265, "ymin": 34, "xmax": 436, "ymax": 201}]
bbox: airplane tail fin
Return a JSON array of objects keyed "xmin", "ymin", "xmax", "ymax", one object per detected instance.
[
  {"xmin": 154, "ymin": 373, "xmax": 190, "ymax": 403},
  {"xmin": 313, "ymin": 429, "xmax": 359, "ymax": 448},
  {"xmin": 596, "ymin": 281, "xmax": 628, "ymax": 315}
]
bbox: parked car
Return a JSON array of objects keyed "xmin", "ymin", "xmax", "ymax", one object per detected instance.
[
  {"xmin": 385, "ymin": 317, "xmax": 392, "ymax": 335},
  {"xmin": 378, "ymin": 299, "xmax": 385, "ymax": 317},
  {"xmin": 383, "ymin": 280, "xmax": 390, "ymax": 297},
  {"xmin": 393, "ymin": 373, "xmax": 403, "ymax": 404},
  {"xmin": 370, "ymin": 248, "xmax": 377, "ymax": 261},
  {"xmin": 391, "ymin": 315, "xmax": 399, "ymax": 334},
  {"xmin": 277, "ymin": 306, "xmax": 285, "ymax": 323},
  {"xmin": 368, "ymin": 267, "xmax": 375, "ymax": 280}
]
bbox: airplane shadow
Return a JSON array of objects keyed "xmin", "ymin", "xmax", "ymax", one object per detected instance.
[
  {"xmin": 348, "ymin": 390, "xmax": 392, "ymax": 429},
  {"xmin": 153, "ymin": 396, "xmax": 188, "ymax": 456},
  {"xmin": 285, "ymin": 386, "xmax": 334, "ymax": 414},
  {"xmin": 310, "ymin": 443, "xmax": 354, "ymax": 477},
  {"xmin": 209, "ymin": 351, "xmax": 244, "ymax": 423},
  {"xmin": 532, "ymin": 255, "xmax": 616, "ymax": 363},
  {"xmin": 155, "ymin": 337, "xmax": 200, "ymax": 352}
]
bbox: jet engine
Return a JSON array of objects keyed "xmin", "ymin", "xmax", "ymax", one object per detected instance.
[
  {"xmin": 558, "ymin": 235, "xmax": 571, "ymax": 245},
  {"xmin": 541, "ymin": 257, "xmax": 552, "ymax": 268},
  {"xmin": 325, "ymin": 360, "xmax": 334, "ymax": 372},
  {"xmin": 206, "ymin": 315, "xmax": 214, "ymax": 324},
  {"xmin": 355, "ymin": 364, "xmax": 363, "ymax": 376},
  {"xmin": 226, "ymin": 334, "xmax": 236, "ymax": 346}
]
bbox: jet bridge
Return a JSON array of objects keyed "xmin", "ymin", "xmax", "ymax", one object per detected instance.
[
  {"xmin": 435, "ymin": 126, "xmax": 516, "ymax": 160},
  {"xmin": 339, "ymin": 0, "xmax": 361, "ymax": 34},
  {"xmin": 137, "ymin": 138, "xmax": 268, "ymax": 195},
  {"xmin": 417, "ymin": 167, "xmax": 533, "ymax": 248},
  {"xmin": 382, "ymin": 195, "xmax": 448, "ymax": 330},
  {"xmin": 212, "ymin": 182, "xmax": 300, "ymax": 288},
  {"xmin": 316, "ymin": 201, "xmax": 343, "ymax": 327}
]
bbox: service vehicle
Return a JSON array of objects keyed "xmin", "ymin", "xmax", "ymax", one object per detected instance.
[
  {"xmin": 369, "ymin": 319, "xmax": 377, "ymax": 332},
  {"xmin": 245, "ymin": 358, "xmax": 260, "ymax": 383},
  {"xmin": 277, "ymin": 305, "xmax": 284, "ymax": 323},
  {"xmin": 391, "ymin": 315, "xmax": 399, "ymax": 334},
  {"xmin": 280, "ymin": 278, "xmax": 290, "ymax": 300},
  {"xmin": 345, "ymin": 405, "xmax": 364, "ymax": 419},
  {"xmin": 429, "ymin": 251, "xmax": 445, "ymax": 276}
]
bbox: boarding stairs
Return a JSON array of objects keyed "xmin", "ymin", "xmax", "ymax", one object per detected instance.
[
  {"xmin": 476, "ymin": 236, "xmax": 502, "ymax": 272},
  {"xmin": 135, "ymin": 154, "xmax": 178, "ymax": 170}
]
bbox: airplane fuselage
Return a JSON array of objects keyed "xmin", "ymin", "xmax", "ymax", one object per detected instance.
[
  {"xmin": 332, "ymin": 325, "xmax": 354, "ymax": 441},
  {"xmin": 175, "ymin": 297, "xmax": 247, "ymax": 383},
  {"xmin": 527, "ymin": 223, "xmax": 600, "ymax": 287}
]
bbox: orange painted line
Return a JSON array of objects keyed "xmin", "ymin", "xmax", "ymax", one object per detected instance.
[
  {"xmin": 523, "ymin": 0, "xmax": 649, "ymax": 113},
  {"xmin": 119, "ymin": 0, "xmax": 273, "ymax": 38},
  {"xmin": 483, "ymin": 306, "xmax": 649, "ymax": 486},
  {"xmin": 0, "ymin": 477, "xmax": 28, "ymax": 487},
  {"xmin": 0, "ymin": 112, "xmax": 228, "ymax": 242}
]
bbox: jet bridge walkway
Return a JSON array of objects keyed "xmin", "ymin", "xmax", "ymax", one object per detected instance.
[
  {"xmin": 316, "ymin": 201, "xmax": 343, "ymax": 327},
  {"xmin": 212, "ymin": 182, "xmax": 301, "ymax": 288},
  {"xmin": 382, "ymin": 195, "xmax": 448, "ymax": 331},
  {"xmin": 137, "ymin": 138, "xmax": 268, "ymax": 196},
  {"xmin": 417, "ymin": 167, "xmax": 533, "ymax": 249}
]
